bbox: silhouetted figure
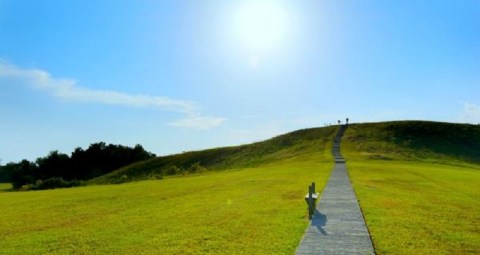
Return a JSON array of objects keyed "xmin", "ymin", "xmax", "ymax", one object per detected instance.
[
  {"xmin": 346, "ymin": 118, "xmax": 349, "ymax": 124},
  {"xmin": 338, "ymin": 120, "xmax": 341, "ymax": 125}
]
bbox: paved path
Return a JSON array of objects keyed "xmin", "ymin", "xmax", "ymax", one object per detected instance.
[{"xmin": 295, "ymin": 125, "xmax": 375, "ymax": 255}]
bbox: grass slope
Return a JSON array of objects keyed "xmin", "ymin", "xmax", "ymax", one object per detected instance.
[
  {"xmin": 92, "ymin": 127, "xmax": 337, "ymax": 184},
  {"xmin": 0, "ymin": 157, "xmax": 332, "ymax": 254},
  {"xmin": 342, "ymin": 121, "xmax": 480, "ymax": 254},
  {"xmin": 343, "ymin": 121, "xmax": 480, "ymax": 164},
  {"xmin": 2, "ymin": 121, "xmax": 478, "ymax": 254},
  {"xmin": 0, "ymin": 127, "xmax": 336, "ymax": 254}
]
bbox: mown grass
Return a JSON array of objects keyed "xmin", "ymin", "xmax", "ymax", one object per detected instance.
[
  {"xmin": 92, "ymin": 127, "xmax": 336, "ymax": 184},
  {"xmin": 0, "ymin": 152, "xmax": 333, "ymax": 254},
  {"xmin": 3, "ymin": 120, "xmax": 478, "ymax": 254},
  {"xmin": 0, "ymin": 183, "xmax": 12, "ymax": 192},
  {"xmin": 343, "ymin": 122, "xmax": 480, "ymax": 254},
  {"xmin": 343, "ymin": 121, "xmax": 480, "ymax": 164},
  {"xmin": 348, "ymin": 161, "xmax": 480, "ymax": 254}
]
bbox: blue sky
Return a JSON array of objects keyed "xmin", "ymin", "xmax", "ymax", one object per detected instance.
[{"xmin": 1, "ymin": 0, "xmax": 479, "ymax": 163}]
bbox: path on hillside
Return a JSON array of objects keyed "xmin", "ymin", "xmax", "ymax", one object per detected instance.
[{"xmin": 295, "ymin": 125, "xmax": 375, "ymax": 255}]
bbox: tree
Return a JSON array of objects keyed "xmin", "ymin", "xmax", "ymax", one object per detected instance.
[
  {"xmin": 0, "ymin": 161, "xmax": 11, "ymax": 182},
  {"xmin": 9, "ymin": 160, "xmax": 38, "ymax": 189},
  {"xmin": 36, "ymin": 151, "xmax": 71, "ymax": 180},
  {"xmin": 5, "ymin": 142, "xmax": 156, "ymax": 190}
]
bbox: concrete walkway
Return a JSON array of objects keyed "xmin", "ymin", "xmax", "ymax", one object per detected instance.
[{"xmin": 295, "ymin": 125, "xmax": 375, "ymax": 255}]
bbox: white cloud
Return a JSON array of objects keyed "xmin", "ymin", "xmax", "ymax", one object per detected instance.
[
  {"xmin": 460, "ymin": 103, "xmax": 480, "ymax": 124},
  {"xmin": 0, "ymin": 62, "xmax": 225, "ymax": 129},
  {"xmin": 169, "ymin": 116, "xmax": 227, "ymax": 130}
]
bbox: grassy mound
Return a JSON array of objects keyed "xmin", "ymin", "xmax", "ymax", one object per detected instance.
[
  {"xmin": 342, "ymin": 121, "xmax": 480, "ymax": 254},
  {"xmin": 0, "ymin": 141, "xmax": 335, "ymax": 254},
  {"xmin": 1, "ymin": 121, "xmax": 479, "ymax": 254},
  {"xmin": 91, "ymin": 126, "xmax": 337, "ymax": 184},
  {"xmin": 93, "ymin": 120, "xmax": 480, "ymax": 186},
  {"xmin": 343, "ymin": 121, "xmax": 480, "ymax": 164}
]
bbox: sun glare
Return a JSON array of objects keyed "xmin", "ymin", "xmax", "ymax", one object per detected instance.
[{"xmin": 235, "ymin": 1, "xmax": 290, "ymax": 53}]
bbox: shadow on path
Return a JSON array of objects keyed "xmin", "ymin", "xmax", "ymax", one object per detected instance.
[{"xmin": 312, "ymin": 209, "xmax": 327, "ymax": 235}]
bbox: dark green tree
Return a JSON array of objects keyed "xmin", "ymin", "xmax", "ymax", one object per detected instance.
[
  {"xmin": 4, "ymin": 142, "xmax": 156, "ymax": 190},
  {"xmin": 36, "ymin": 151, "xmax": 71, "ymax": 180},
  {"xmin": 9, "ymin": 160, "xmax": 38, "ymax": 189}
]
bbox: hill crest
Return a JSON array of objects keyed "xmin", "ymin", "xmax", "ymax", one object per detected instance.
[{"xmin": 92, "ymin": 120, "xmax": 480, "ymax": 185}]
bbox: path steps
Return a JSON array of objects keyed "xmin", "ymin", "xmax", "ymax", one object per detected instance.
[{"xmin": 295, "ymin": 125, "xmax": 375, "ymax": 255}]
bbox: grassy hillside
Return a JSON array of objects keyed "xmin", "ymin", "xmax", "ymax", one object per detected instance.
[
  {"xmin": 92, "ymin": 126, "xmax": 337, "ymax": 184},
  {"xmin": 343, "ymin": 121, "xmax": 480, "ymax": 164},
  {"xmin": 2, "ymin": 121, "xmax": 479, "ymax": 254},
  {"xmin": 0, "ymin": 146, "xmax": 334, "ymax": 254},
  {"xmin": 1, "ymin": 125, "xmax": 338, "ymax": 254},
  {"xmin": 342, "ymin": 121, "xmax": 480, "ymax": 254}
]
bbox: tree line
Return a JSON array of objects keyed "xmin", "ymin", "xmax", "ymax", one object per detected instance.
[{"xmin": 0, "ymin": 142, "xmax": 156, "ymax": 190}]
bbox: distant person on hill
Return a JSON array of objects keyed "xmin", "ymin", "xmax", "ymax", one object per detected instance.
[
  {"xmin": 346, "ymin": 118, "xmax": 349, "ymax": 125},
  {"xmin": 338, "ymin": 120, "xmax": 341, "ymax": 125}
]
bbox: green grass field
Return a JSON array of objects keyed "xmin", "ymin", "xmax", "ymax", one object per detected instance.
[
  {"xmin": 0, "ymin": 152, "xmax": 332, "ymax": 254},
  {"xmin": 0, "ymin": 183, "xmax": 12, "ymax": 192},
  {"xmin": 347, "ymin": 161, "xmax": 480, "ymax": 254},
  {"xmin": 1, "ymin": 121, "xmax": 479, "ymax": 254},
  {"xmin": 343, "ymin": 122, "xmax": 480, "ymax": 254}
]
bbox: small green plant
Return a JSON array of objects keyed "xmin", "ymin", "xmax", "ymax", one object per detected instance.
[
  {"xmin": 112, "ymin": 174, "xmax": 130, "ymax": 184},
  {"xmin": 147, "ymin": 172, "xmax": 163, "ymax": 180},
  {"xmin": 31, "ymin": 177, "xmax": 82, "ymax": 190},
  {"xmin": 188, "ymin": 162, "xmax": 207, "ymax": 173},
  {"xmin": 165, "ymin": 165, "xmax": 180, "ymax": 175}
]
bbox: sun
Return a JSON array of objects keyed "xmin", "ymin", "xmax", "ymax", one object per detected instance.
[{"xmin": 234, "ymin": 1, "xmax": 290, "ymax": 53}]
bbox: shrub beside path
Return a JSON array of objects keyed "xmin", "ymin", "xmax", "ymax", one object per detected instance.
[{"xmin": 296, "ymin": 125, "xmax": 375, "ymax": 255}]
